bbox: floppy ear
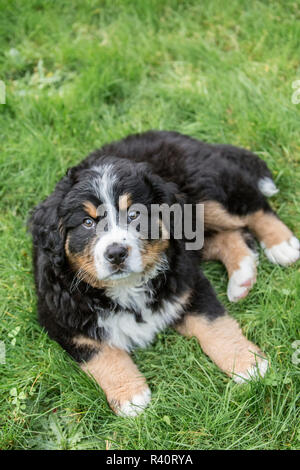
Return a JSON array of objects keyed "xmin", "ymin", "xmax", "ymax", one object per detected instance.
[
  {"xmin": 141, "ymin": 168, "xmax": 186, "ymax": 239},
  {"xmin": 145, "ymin": 171, "xmax": 186, "ymax": 206},
  {"xmin": 29, "ymin": 174, "xmax": 72, "ymax": 270}
]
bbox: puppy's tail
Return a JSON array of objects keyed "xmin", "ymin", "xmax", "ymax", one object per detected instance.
[{"xmin": 257, "ymin": 176, "xmax": 279, "ymax": 197}]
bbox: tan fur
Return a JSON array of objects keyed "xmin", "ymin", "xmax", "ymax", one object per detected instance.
[
  {"xmin": 83, "ymin": 201, "xmax": 98, "ymax": 219},
  {"xmin": 176, "ymin": 314, "xmax": 264, "ymax": 377},
  {"xmin": 203, "ymin": 230, "xmax": 253, "ymax": 276},
  {"xmin": 65, "ymin": 235, "xmax": 104, "ymax": 289},
  {"xmin": 247, "ymin": 210, "xmax": 292, "ymax": 248},
  {"xmin": 73, "ymin": 335, "xmax": 102, "ymax": 350},
  {"xmin": 141, "ymin": 239, "xmax": 169, "ymax": 270},
  {"xmin": 119, "ymin": 193, "xmax": 132, "ymax": 211},
  {"xmin": 203, "ymin": 202, "xmax": 292, "ymax": 249},
  {"xmin": 203, "ymin": 201, "xmax": 246, "ymax": 231},
  {"xmin": 178, "ymin": 289, "xmax": 192, "ymax": 309},
  {"xmin": 81, "ymin": 343, "xmax": 148, "ymax": 413}
]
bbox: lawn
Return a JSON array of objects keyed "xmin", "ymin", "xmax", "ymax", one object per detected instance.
[{"xmin": 0, "ymin": 0, "xmax": 299, "ymax": 450}]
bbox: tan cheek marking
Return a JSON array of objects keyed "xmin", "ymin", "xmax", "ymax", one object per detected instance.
[
  {"xmin": 202, "ymin": 201, "xmax": 246, "ymax": 231},
  {"xmin": 176, "ymin": 314, "xmax": 264, "ymax": 377},
  {"xmin": 247, "ymin": 210, "xmax": 292, "ymax": 248},
  {"xmin": 141, "ymin": 239, "xmax": 169, "ymax": 269},
  {"xmin": 65, "ymin": 235, "xmax": 105, "ymax": 289},
  {"xmin": 119, "ymin": 193, "xmax": 132, "ymax": 211},
  {"xmin": 81, "ymin": 343, "xmax": 148, "ymax": 413},
  {"xmin": 202, "ymin": 230, "xmax": 252, "ymax": 276}
]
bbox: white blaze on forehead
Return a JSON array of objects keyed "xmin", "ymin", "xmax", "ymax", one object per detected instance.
[
  {"xmin": 91, "ymin": 164, "xmax": 118, "ymax": 227},
  {"xmin": 90, "ymin": 164, "xmax": 144, "ymax": 280}
]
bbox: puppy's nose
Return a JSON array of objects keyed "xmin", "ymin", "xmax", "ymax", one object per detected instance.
[{"xmin": 104, "ymin": 243, "xmax": 128, "ymax": 265}]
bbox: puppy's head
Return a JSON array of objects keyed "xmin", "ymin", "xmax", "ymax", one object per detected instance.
[{"xmin": 57, "ymin": 159, "xmax": 179, "ymax": 288}]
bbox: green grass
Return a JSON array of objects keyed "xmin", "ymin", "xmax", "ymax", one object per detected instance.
[{"xmin": 0, "ymin": 0, "xmax": 299, "ymax": 450}]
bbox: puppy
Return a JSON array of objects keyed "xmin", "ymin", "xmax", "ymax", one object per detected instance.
[{"xmin": 30, "ymin": 130, "xmax": 299, "ymax": 416}]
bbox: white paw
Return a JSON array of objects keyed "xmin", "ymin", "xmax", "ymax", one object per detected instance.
[
  {"xmin": 233, "ymin": 358, "xmax": 269, "ymax": 384},
  {"xmin": 258, "ymin": 177, "xmax": 279, "ymax": 197},
  {"xmin": 227, "ymin": 254, "xmax": 257, "ymax": 302},
  {"xmin": 261, "ymin": 236, "xmax": 300, "ymax": 266},
  {"xmin": 116, "ymin": 388, "xmax": 151, "ymax": 417}
]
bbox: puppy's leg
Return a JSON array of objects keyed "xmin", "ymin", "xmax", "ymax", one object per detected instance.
[
  {"xmin": 203, "ymin": 230, "xmax": 258, "ymax": 302},
  {"xmin": 73, "ymin": 336, "xmax": 151, "ymax": 417},
  {"xmin": 175, "ymin": 276, "xmax": 268, "ymax": 382},
  {"xmin": 247, "ymin": 210, "xmax": 299, "ymax": 266},
  {"xmin": 176, "ymin": 312, "xmax": 268, "ymax": 383},
  {"xmin": 202, "ymin": 200, "xmax": 299, "ymax": 267}
]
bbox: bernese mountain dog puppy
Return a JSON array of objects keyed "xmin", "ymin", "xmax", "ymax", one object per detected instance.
[{"xmin": 30, "ymin": 130, "xmax": 299, "ymax": 416}]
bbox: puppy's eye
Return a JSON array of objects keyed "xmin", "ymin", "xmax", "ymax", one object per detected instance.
[
  {"xmin": 128, "ymin": 210, "xmax": 139, "ymax": 222},
  {"xmin": 82, "ymin": 217, "xmax": 95, "ymax": 229}
]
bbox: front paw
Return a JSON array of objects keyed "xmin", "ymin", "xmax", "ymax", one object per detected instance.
[
  {"xmin": 227, "ymin": 254, "xmax": 257, "ymax": 302},
  {"xmin": 109, "ymin": 386, "xmax": 151, "ymax": 417},
  {"xmin": 233, "ymin": 356, "xmax": 269, "ymax": 384}
]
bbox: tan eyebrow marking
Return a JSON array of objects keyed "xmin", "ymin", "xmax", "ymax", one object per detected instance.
[
  {"xmin": 119, "ymin": 193, "xmax": 132, "ymax": 211},
  {"xmin": 141, "ymin": 239, "xmax": 169, "ymax": 269},
  {"xmin": 83, "ymin": 201, "xmax": 98, "ymax": 219}
]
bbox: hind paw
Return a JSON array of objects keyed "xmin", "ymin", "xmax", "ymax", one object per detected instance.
[{"xmin": 261, "ymin": 236, "xmax": 300, "ymax": 266}]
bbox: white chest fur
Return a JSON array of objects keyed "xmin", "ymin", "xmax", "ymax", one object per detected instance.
[{"xmin": 97, "ymin": 285, "xmax": 187, "ymax": 351}]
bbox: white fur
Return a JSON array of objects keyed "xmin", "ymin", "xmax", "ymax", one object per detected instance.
[
  {"xmin": 117, "ymin": 387, "xmax": 151, "ymax": 417},
  {"xmin": 93, "ymin": 226, "xmax": 144, "ymax": 280},
  {"xmin": 261, "ymin": 236, "xmax": 300, "ymax": 266},
  {"xmin": 258, "ymin": 177, "xmax": 279, "ymax": 197},
  {"xmin": 233, "ymin": 358, "xmax": 269, "ymax": 384},
  {"xmin": 97, "ymin": 286, "xmax": 186, "ymax": 351},
  {"xmin": 227, "ymin": 254, "xmax": 257, "ymax": 302},
  {"xmin": 91, "ymin": 164, "xmax": 117, "ymax": 227}
]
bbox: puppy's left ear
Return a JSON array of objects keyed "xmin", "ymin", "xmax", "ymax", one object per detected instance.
[
  {"xmin": 142, "ymin": 170, "xmax": 186, "ymax": 240},
  {"xmin": 29, "ymin": 174, "xmax": 72, "ymax": 270},
  {"xmin": 142, "ymin": 168, "xmax": 186, "ymax": 206}
]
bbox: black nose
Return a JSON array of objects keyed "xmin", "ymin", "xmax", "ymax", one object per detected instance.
[{"xmin": 104, "ymin": 243, "xmax": 128, "ymax": 265}]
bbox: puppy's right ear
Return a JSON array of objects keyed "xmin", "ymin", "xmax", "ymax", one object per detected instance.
[
  {"xmin": 66, "ymin": 166, "xmax": 80, "ymax": 183},
  {"xmin": 66, "ymin": 166, "xmax": 93, "ymax": 185},
  {"xmin": 29, "ymin": 174, "xmax": 73, "ymax": 269}
]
